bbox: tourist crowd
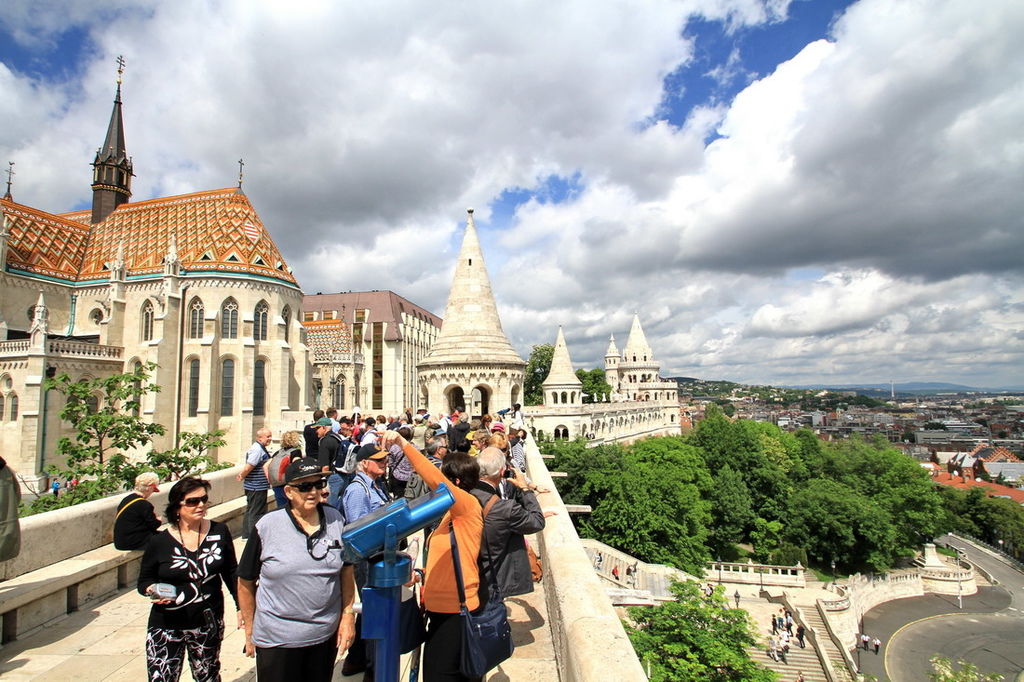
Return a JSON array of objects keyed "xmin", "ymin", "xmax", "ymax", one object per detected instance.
[{"xmin": 122, "ymin": 404, "xmax": 548, "ymax": 682}]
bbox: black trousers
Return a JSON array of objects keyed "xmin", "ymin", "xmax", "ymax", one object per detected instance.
[
  {"xmin": 256, "ymin": 635, "xmax": 337, "ymax": 681},
  {"xmin": 242, "ymin": 489, "xmax": 268, "ymax": 538},
  {"xmin": 423, "ymin": 611, "xmax": 482, "ymax": 682}
]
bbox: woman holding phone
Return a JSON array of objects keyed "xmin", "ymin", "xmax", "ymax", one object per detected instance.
[{"xmin": 138, "ymin": 477, "xmax": 239, "ymax": 682}]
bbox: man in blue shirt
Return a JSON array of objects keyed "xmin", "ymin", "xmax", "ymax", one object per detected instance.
[
  {"xmin": 237, "ymin": 427, "xmax": 273, "ymax": 538},
  {"xmin": 339, "ymin": 444, "xmax": 391, "ymax": 678}
]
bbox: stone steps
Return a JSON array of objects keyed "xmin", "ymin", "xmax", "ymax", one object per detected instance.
[
  {"xmin": 748, "ymin": 640, "xmax": 827, "ymax": 681},
  {"xmin": 802, "ymin": 608, "xmax": 854, "ymax": 682}
]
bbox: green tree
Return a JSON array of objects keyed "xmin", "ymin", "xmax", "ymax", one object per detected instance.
[
  {"xmin": 523, "ymin": 344, "xmax": 554, "ymax": 405},
  {"xmin": 575, "ymin": 368, "xmax": 612, "ymax": 403},
  {"xmin": 23, "ymin": 364, "xmax": 229, "ymax": 516},
  {"xmin": 928, "ymin": 656, "xmax": 1003, "ymax": 681},
  {"xmin": 628, "ymin": 580, "xmax": 777, "ymax": 682},
  {"xmin": 707, "ymin": 465, "xmax": 754, "ymax": 559}
]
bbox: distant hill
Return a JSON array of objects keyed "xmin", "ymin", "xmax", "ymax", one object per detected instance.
[{"xmin": 784, "ymin": 382, "xmax": 1024, "ymax": 394}]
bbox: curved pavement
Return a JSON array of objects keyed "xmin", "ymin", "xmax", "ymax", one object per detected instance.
[{"xmin": 856, "ymin": 535, "xmax": 1024, "ymax": 681}]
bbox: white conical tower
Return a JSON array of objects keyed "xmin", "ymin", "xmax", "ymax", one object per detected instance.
[
  {"xmin": 604, "ymin": 333, "xmax": 621, "ymax": 397},
  {"xmin": 418, "ymin": 209, "xmax": 525, "ymax": 416},
  {"xmin": 542, "ymin": 326, "xmax": 582, "ymax": 405},
  {"xmin": 622, "ymin": 314, "xmax": 653, "ymax": 362}
]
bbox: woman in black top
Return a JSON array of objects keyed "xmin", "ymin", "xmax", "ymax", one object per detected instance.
[
  {"xmin": 114, "ymin": 471, "xmax": 162, "ymax": 550},
  {"xmin": 138, "ymin": 477, "xmax": 239, "ymax": 682}
]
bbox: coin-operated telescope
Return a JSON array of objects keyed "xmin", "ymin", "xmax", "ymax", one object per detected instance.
[{"xmin": 342, "ymin": 483, "xmax": 455, "ymax": 682}]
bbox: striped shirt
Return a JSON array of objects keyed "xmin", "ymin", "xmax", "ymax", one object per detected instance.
[{"xmin": 243, "ymin": 442, "xmax": 271, "ymax": 491}]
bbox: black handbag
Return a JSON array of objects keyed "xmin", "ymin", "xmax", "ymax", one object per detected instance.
[
  {"xmin": 398, "ymin": 584, "xmax": 426, "ymax": 654},
  {"xmin": 448, "ymin": 516, "xmax": 514, "ymax": 677}
]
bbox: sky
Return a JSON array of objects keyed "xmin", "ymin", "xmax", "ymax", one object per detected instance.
[{"xmin": 2, "ymin": 0, "xmax": 1023, "ymax": 389}]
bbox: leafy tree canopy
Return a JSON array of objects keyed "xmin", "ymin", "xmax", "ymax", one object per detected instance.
[
  {"xmin": 628, "ymin": 580, "xmax": 777, "ymax": 682},
  {"xmin": 523, "ymin": 344, "xmax": 554, "ymax": 406},
  {"xmin": 575, "ymin": 368, "xmax": 613, "ymax": 403}
]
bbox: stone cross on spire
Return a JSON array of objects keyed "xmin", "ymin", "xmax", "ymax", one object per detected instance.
[
  {"xmin": 3, "ymin": 161, "xmax": 13, "ymax": 201},
  {"xmin": 237, "ymin": 158, "xmax": 244, "ymax": 189}
]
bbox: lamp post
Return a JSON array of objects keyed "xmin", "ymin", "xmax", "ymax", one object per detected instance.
[{"xmin": 830, "ymin": 558, "xmax": 836, "ymax": 583}]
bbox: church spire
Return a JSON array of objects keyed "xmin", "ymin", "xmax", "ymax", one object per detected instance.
[
  {"xmin": 543, "ymin": 326, "xmax": 582, "ymax": 388},
  {"xmin": 91, "ymin": 55, "xmax": 134, "ymax": 224},
  {"xmin": 418, "ymin": 208, "xmax": 524, "ymax": 367}
]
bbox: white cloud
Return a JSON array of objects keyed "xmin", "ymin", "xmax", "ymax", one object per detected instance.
[{"xmin": 2, "ymin": 0, "xmax": 1022, "ymax": 388}]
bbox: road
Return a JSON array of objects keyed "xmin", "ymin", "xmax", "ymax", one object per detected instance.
[{"xmin": 858, "ymin": 535, "xmax": 1024, "ymax": 681}]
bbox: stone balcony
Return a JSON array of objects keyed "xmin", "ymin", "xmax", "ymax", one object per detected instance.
[{"xmin": 0, "ymin": 339, "xmax": 123, "ymax": 362}]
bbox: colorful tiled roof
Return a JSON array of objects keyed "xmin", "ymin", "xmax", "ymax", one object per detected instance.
[
  {"xmin": 1, "ymin": 199, "xmax": 93, "ymax": 281},
  {"xmin": 302, "ymin": 319, "xmax": 354, "ymax": 363},
  {"xmin": 2, "ymin": 188, "xmax": 296, "ymax": 285},
  {"xmin": 968, "ymin": 444, "xmax": 1021, "ymax": 463}
]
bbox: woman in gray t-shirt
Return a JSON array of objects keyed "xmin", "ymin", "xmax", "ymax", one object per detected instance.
[{"xmin": 238, "ymin": 458, "xmax": 357, "ymax": 680}]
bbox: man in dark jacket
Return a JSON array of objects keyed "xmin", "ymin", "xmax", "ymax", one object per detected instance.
[
  {"xmin": 448, "ymin": 413, "xmax": 472, "ymax": 452},
  {"xmin": 302, "ymin": 409, "xmax": 325, "ymax": 459},
  {"xmin": 470, "ymin": 447, "xmax": 546, "ymax": 599}
]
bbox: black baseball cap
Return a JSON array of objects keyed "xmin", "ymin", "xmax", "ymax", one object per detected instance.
[
  {"xmin": 356, "ymin": 444, "xmax": 388, "ymax": 462},
  {"xmin": 284, "ymin": 457, "xmax": 330, "ymax": 484}
]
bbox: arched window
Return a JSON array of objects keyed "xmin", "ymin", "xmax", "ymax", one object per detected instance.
[
  {"xmin": 188, "ymin": 359, "xmax": 200, "ymax": 417},
  {"xmin": 561, "ymin": 391, "xmax": 567, "ymax": 404},
  {"xmin": 281, "ymin": 306, "xmax": 291, "ymax": 342},
  {"xmin": 188, "ymin": 298, "xmax": 204, "ymax": 339},
  {"xmin": 253, "ymin": 359, "xmax": 266, "ymax": 417},
  {"xmin": 85, "ymin": 394, "xmax": 99, "ymax": 415},
  {"xmin": 8, "ymin": 394, "xmax": 17, "ymax": 421},
  {"xmin": 221, "ymin": 358, "xmax": 235, "ymax": 415},
  {"xmin": 221, "ymin": 299, "xmax": 239, "ymax": 339},
  {"xmin": 254, "ymin": 301, "xmax": 269, "ymax": 341},
  {"xmin": 0, "ymin": 395, "xmax": 4, "ymax": 420},
  {"xmin": 141, "ymin": 301, "xmax": 154, "ymax": 341}
]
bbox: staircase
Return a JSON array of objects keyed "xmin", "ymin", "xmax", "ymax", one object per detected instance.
[
  {"xmin": 801, "ymin": 607, "xmax": 855, "ymax": 682},
  {"xmin": 748, "ymin": 637, "xmax": 829, "ymax": 682}
]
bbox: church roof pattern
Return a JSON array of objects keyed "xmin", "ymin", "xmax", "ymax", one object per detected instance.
[
  {"xmin": 302, "ymin": 319, "xmax": 354, "ymax": 363},
  {"xmin": 2, "ymin": 188, "xmax": 297, "ymax": 285},
  {"xmin": 1, "ymin": 199, "xmax": 94, "ymax": 281}
]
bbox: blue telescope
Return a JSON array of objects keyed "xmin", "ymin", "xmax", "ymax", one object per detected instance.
[{"xmin": 342, "ymin": 483, "xmax": 455, "ymax": 682}]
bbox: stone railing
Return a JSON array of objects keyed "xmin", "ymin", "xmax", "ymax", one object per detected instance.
[
  {"xmin": 819, "ymin": 583, "xmax": 851, "ymax": 612},
  {"xmin": 0, "ymin": 340, "xmax": 31, "ymax": 356},
  {"xmin": 818, "ymin": 571, "xmax": 923, "ymax": 650},
  {"xmin": 775, "ymin": 593, "xmax": 844, "ymax": 682},
  {"xmin": 706, "ymin": 559, "xmax": 806, "ymax": 587},
  {"xmin": 47, "ymin": 340, "xmax": 123, "ymax": 360},
  {"xmin": 526, "ymin": 436, "xmax": 647, "ymax": 681}
]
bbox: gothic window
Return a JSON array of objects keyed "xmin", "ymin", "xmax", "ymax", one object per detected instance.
[
  {"xmin": 188, "ymin": 359, "xmax": 200, "ymax": 417},
  {"xmin": 254, "ymin": 301, "xmax": 269, "ymax": 341},
  {"xmin": 221, "ymin": 299, "xmax": 239, "ymax": 339},
  {"xmin": 221, "ymin": 358, "xmax": 235, "ymax": 415},
  {"xmin": 141, "ymin": 301, "xmax": 155, "ymax": 342},
  {"xmin": 253, "ymin": 359, "xmax": 266, "ymax": 417},
  {"xmin": 188, "ymin": 298, "xmax": 204, "ymax": 339},
  {"xmin": 8, "ymin": 394, "xmax": 16, "ymax": 421},
  {"xmin": 281, "ymin": 306, "xmax": 291, "ymax": 342},
  {"xmin": 0, "ymin": 395, "xmax": 4, "ymax": 420}
]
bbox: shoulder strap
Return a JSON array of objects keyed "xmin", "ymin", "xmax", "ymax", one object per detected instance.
[
  {"xmin": 449, "ymin": 523, "xmax": 468, "ymax": 610},
  {"xmin": 116, "ymin": 496, "xmax": 144, "ymax": 520},
  {"xmin": 482, "ymin": 494, "xmax": 499, "ymax": 519}
]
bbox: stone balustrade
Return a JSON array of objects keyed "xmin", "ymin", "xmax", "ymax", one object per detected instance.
[
  {"xmin": 0, "ymin": 340, "xmax": 31, "ymax": 356},
  {"xmin": 47, "ymin": 339, "xmax": 123, "ymax": 360},
  {"xmin": 525, "ymin": 436, "xmax": 647, "ymax": 681},
  {"xmin": 707, "ymin": 559, "xmax": 807, "ymax": 587}
]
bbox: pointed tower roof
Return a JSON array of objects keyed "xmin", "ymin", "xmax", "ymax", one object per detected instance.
[
  {"xmin": 97, "ymin": 83, "xmax": 128, "ymax": 164},
  {"xmin": 605, "ymin": 333, "xmax": 619, "ymax": 357},
  {"xmin": 543, "ymin": 326, "xmax": 582, "ymax": 387},
  {"xmin": 622, "ymin": 314, "xmax": 653, "ymax": 360},
  {"xmin": 419, "ymin": 209, "xmax": 524, "ymax": 367}
]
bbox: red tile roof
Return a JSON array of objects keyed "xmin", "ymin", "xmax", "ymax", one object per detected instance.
[
  {"xmin": 934, "ymin": 472, "xmax": 1024, "ymax": 504},
  {"xmin": 3, "ymin": 188, "xmax": 296, "ymax": 285}
]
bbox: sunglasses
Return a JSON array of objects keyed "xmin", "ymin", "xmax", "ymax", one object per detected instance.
[
  {"xmin": 289, "ymin": 479, "xmax": 329, "ymax": 493},
  {"xmin": 182, "ymin": 495, "xmax": 209, "ymax": 507}
]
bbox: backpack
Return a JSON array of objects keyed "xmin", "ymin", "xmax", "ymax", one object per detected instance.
[
  {"xmin": 265, "ymin": 448, "xmax": 294, "ymax": 487},
  {"xmin": 335, "ymin": 439, "xmax": 359, "ymax": 474}
]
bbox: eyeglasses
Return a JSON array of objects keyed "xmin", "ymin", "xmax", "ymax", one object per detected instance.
[
  {"xmin": 289, "ymin": 479, "xmax": 328, "ymax": 493},
  {"xmin": 182, "ymin": 495, "xmax": 209, "ymax": 507}
]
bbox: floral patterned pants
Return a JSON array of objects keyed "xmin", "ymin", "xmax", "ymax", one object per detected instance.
[{"xmin": 145, "ymin": 618, "xmax": 223, "ymax": 682}]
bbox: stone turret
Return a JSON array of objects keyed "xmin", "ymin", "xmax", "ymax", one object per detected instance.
[
  {"xmin": 542, "ymin": 326, "xmax": 582, "ymax": 406},
  {"xmin": 622, "ymin": 314, "xmax": 653, "ymax": 362},
  {"xmin": 418, "ymin": 209, "xmax": 525, "ymax": 416},
  {"xmin": 604, "ymin": 333, "xmax": 620, "ymax": 395}
]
